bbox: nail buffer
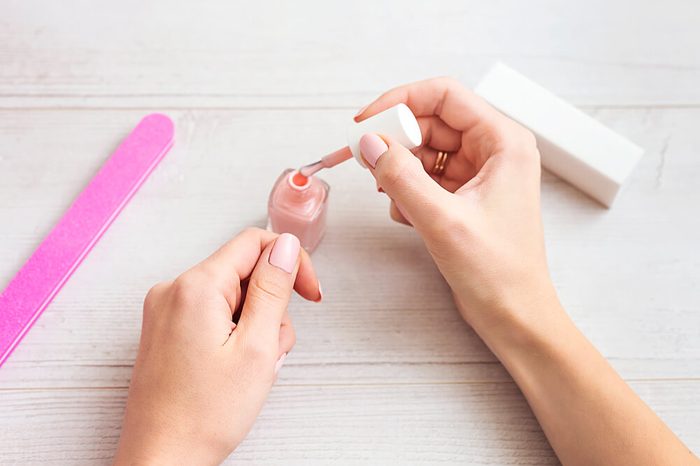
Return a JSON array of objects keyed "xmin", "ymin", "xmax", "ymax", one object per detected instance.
[
  {"xmin": 475, "ymin": 63, "xmax": 643, "ymax": 207},
  {"xmin": 0, "ymin": 113, "xmax": 175, "ymax": 367}
]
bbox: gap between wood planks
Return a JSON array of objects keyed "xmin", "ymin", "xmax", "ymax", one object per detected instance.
[
  {"xmin": 1, "ymin": 377, "xmax": 699, "ymax": 393},
  {"xmin": 1, "ymin": 97, "xmax": 700, "ymax": 111}
]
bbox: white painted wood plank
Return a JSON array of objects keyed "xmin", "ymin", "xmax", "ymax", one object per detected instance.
[
  {"xmin": 0, "ymin": 107, "xmax": 698, "ymax": 390},
  {"xmin": 1, "ymin": 0, "xmax": 699, "ymax": 108},
  {"xmin": 1, "ymin": 380, "xmax": 698, "ymax": 465}
]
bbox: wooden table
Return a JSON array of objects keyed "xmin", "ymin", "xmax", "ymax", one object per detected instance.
[{"xmin": 1, "ymin": 1, "xmax": 698, "ymax": 463}]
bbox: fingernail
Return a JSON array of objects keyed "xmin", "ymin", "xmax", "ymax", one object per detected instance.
[
  {"xmin": 269, "ymin": 233, "xmax": 300, "ymax": 274},
  {"xmin": 274, "ymin": 353, "xmax": 288, "ymax": 374},
  {"xmin": 377, "ymin": 181, "xmax": 384, "ymax": 193},
  {"xmin": 353, "ymin": 104, "xmax": 368, "ymax": 120},
  {"xmin": 359, "ymin": 133, "xmax": 388, "ymax": 168},
  {"xmin": 315, "ymin": 282, "xmax": 323, "ymax": 303}
]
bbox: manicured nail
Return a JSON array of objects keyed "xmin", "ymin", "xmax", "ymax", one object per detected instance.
[
  {"xmin": 359, "ymin": 133, "xmax": 388, "ymax": 168},
  {"xmin": 269, "ymin": 233, "xmax": 300, "ymax": 274},
  {"xmin": 376, "ymin": 181, "xmax": 384, "ymax": 193},
  {"xmin": 353, "ymin": 104, "xmax": 368, "ymax": 120},
  {"xmin": 315, "ymin": 282, "xmax": 323, "ymax": 303},
  {"xmin": 274, "ymin": 353, "xmax": 288, "ymax": 374}
]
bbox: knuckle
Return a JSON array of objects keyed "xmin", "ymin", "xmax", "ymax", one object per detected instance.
[
  {"xmin": 513, "ymin": 131, "xmax": 541, "ymax": 166},
  {"xmin": 248, "ymin": 275, "xmax": 290, "ymax": 305},
  {"xmin": 433, "ymin": 75, "xmax": 461, "ymax": 90},
  {"xmin": 527, "ymin": 147, "xmax": 542, "ymax": 170},
  {"xmin": 171, "ymin": 272, "xmax": 214, "ymax": 306},
  {"xmin": 513, "ymin": 126, "xmax": 538, "ymax": 151},
  {"xmin": 243, "ymin": 337, "xmax": 277, "ymax": 364},
  {"xmin": 521, "ymin": 128, "xmax": 537, "ymax": 147},
  {"xmin": 171, "ymin": 274, "xmax": 194, "ymax": 295},
  {"xmin": 505, "ymin": 123, "xmax": 536, "ymax": 149},
  {"xmin": 241, "ymin": 226, "xmax": 264, "ymax": 238},
  {"xmin": 377, "ymin": 150, "xmax": 422, "ymax": 191},
  {"xmin": 492, "ymin": 122, "xmax": 541, "ymax": 168},
  {"xmin": 142, "ymin": 281, "xmax": 173, "ymax": 320},
  {"xmin": 144, "ymin": 281, "xmax": 169, "ymax": 306}
]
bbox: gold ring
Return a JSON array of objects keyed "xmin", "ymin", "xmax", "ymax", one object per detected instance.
[{"xmin": 432, "ymin": 151, "xmax": 449, "ymax": 176}]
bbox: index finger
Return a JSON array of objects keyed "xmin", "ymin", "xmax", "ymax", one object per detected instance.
[{"xmin": 354, "ymin": 77, "xmax": 499, "ymax": 133}]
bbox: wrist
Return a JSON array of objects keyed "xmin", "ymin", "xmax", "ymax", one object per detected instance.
[
  {"xmin": 461, "ymin": 279, "xmax": 570, "ymax": 360},
  {"xmin": 114, "ymin": 448, "xmax": 217, "ymax": 466},
  {"xmin": 114, "ymin": 432, "xmax": 224, "ymax": 466}
]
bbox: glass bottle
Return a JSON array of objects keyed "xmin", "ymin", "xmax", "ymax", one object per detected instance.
[{"xmin": 267, "ymin": 169, "xmax": 330, "ymax": 252}]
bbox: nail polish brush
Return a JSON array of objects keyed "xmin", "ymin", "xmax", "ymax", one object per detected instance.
[
  {"xmin": 298, "ymin": 103, "xmax": 422, "ymax": 177},
  {"xmin": 299, "ymin": 146, "xmax": 353, "ymax": 177}
]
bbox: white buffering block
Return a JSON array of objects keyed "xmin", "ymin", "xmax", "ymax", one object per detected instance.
[{"xmin": 474, "ymin": 63, "xmax": 643, "ymax": 207}]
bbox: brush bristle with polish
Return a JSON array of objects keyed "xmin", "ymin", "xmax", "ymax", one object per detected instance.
[{"xmin": 299, "ymin": 161, "xmax": 323, "ymax": 177}]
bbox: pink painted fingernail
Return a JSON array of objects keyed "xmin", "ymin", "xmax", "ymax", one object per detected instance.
[
  {"xmin": 274, "ymin": 352, "xmax": 288, "ymax": 374},
  {"xmin": 359, "ymin": 133, "xmax": 388, "ymax": 168},
  {"xmin": 269, "ymin": 233, "xmax": 300, "ymax": 274},
  {"xmin": 353, "ymin": 104, "xmax": 368, "ymax": 120}
]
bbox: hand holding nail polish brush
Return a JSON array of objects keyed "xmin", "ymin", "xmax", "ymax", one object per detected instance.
[{"xmin": 298, "ymin": 103, "xmax": 423, "ymax": 177}]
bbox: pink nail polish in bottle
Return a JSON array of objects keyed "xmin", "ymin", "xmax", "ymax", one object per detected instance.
[
  {"xmin": 267, "ymin": 169, "xmax": 330, "ymax": 252},
  {"xmin": 267, "ymin": 104, "xmax": 422, "ymax": 252}
]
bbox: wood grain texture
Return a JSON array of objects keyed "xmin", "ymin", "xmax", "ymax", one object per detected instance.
[
  {"xmin": 1, "ymin": 381, "xmax": 698, "ymax": 465},
  {"xmin": 1, "ymin": 107, "xmax": 699, "ymax": 463},
  {"xmin": 0, "ymin": 0, "xmax": 699, "ymax": 464},
  {"xmin": 0, "ymin": 0, "xmax": 699, "ymax": 108}
]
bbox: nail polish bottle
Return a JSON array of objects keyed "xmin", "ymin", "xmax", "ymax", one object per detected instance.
[{"xmin": 267, "ymin": 169, "xmax": 330, "ymax": 252}]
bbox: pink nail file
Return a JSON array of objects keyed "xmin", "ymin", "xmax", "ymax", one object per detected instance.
[{"xmin": 0, "ymin": 113, "xmax": 174, "ymax": 367}]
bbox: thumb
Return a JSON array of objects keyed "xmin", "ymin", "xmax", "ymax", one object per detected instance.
[
  {"xmin": 360, "ymin": 133, "xmax": 452, "ymax": 232},
  {"xmin": 237, "ymin": 233, "xmax": 301, "ymax": 349}
]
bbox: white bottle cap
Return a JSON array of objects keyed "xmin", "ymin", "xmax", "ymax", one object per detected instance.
[{"xmin": 347, "ymin": 103, "xmax": 422, "ymax": 167}]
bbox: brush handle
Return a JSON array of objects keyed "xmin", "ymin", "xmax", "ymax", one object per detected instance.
[
  {"xmin": 0, "ymin": 113, "xmax": 174, "ymax": 367},
  {"xmin": 321, "ymin": 146, "xmax": 353, "ymax": 168}
]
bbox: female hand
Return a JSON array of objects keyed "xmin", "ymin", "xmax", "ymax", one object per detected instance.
[
  {"xmin": 113, "ymin": 228, "xmax": 321, "ymax": 466},
  {"xmin": 355, "ymin": 77, "xmax": 551, "ymax": 337},
  {"xmin": 355, "ymin": 78, "xmax": 698, "ymax": 466}
]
